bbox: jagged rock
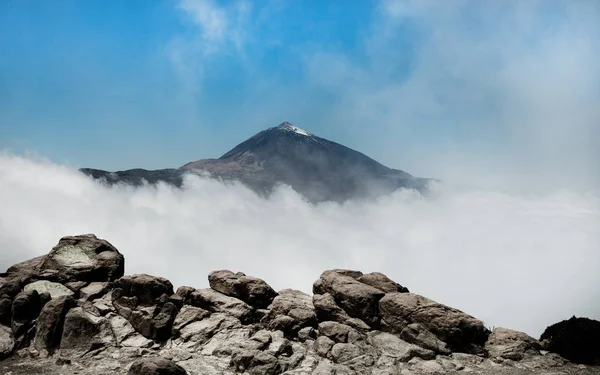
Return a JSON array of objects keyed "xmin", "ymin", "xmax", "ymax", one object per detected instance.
[
  {"xmin": 33, "ymin": 295, "xmax": 75, "ymax": 352},
  {"xmin": 179, "ymin": 313, "xmax": 241, "ymax": 344},
  {"xmin": 79, "ymin": 282, "xmax": 109, "ymax": 301},
  {"xmin": 112, "ymin": 274, "xmax": 177, "ymax": 342},
  {"xmin": 24, "ymin": 280, "xmax": 74, "ymax": 299},
  {"xmin": 318, "ymin": 321, "xmax": 358, "ymax": 343},
  {"xmin": 330, "ymin": 343, "xmax": 362, "ymax": 363},
  {"xmin": 314, "ymin": 336, "xmax": 335, "ymax": 357},
  {"xmin": 128, "ymin": 357, "xmax": 187, "ymax": 375},
  {"xmin": 175, "ymin": 286, "xmax": 195, "ymax": 304},
  {"xmin": 313, "ymin": 293, "xmax": 370, "ymax": 330},
  {"xmin": 189, "ymin": 288, "xmax": 253, "ymax": 323},
  {"xmin": 399, "ymin": 323, "xmax": 451, "ymax": 355},
  {"xmin": 0, "ymin": 325, "xmax": 14, "ymax": 358},
  {"xmin": 39, "ymin": 234, "xmax": 125, "ymax": 282},
  {"xmin": 368, "ymin": 331, "xmax": 436, "ymax": 362},
  {"xmin": 107, "ymin": 313, "xmax": 152, "ymax": 347},
  {"xmin": 60, "ymin": 307, "xmax": 115, "ymax": 353},
  {"xmin": 208, "ymin": 270, "xmax": 277, "ymax": 309},
  {"xmin": 114, "ymin": 274, "xmax": 173, "ymax": 306},
  {"xmin": 357, "ymin": 272, "xmax": 409, "ymax": 293},
  {"xmin": 11, "ymin": 290, "xmax": 42, "ymax": 337},
  {"xmin": 172, "ymin": 305, "xmax": 209, "ymax": 334},
  {"xmin": 0, "ymin": 298, "xmax": 12, "ymax": 326},
  {"xmin": 247, "ymin": 351, "xmax": 279, "ymax": 375},
  {"xmin": 65, "ymin": 281, "xmax": 88, "ymax": 293},
  {"xmin": 264, "ymin": 289, "xmax": 316, "ymax": 336},
  {"xmin": 540, "ymin": 316, "xmax": 600, "ymax": 365},
  {"xmin": 265, "ymin": 330, "xmax": 293, "ymax": 357},
  {"xmin": 297, "ymin": 327, "xmax": 317, "ymax": 341},
  {"xmin": 313, "ymin": 270, "xmax": 385, "ymax": 328},
  {"xmin": 379, "ymin": 292, "xmax": 490, "ymax": 353},
  {"xmin": 486, "ymin": 327, "xmax": 541, "ymax": 360}
]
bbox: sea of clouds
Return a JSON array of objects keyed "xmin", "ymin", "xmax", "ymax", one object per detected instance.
[{"xmin": 1, "ymin": 153, "xmax": 598, "ymax": 338}]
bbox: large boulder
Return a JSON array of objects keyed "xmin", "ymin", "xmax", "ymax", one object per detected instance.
[
  {"xmin": 114, "ymin": 274, "xmax": 173, "ymax": 306},
  {"xmin": 39, "ymin": 234, "xmax": 124, "ymax": 283},
  {"xmin": 24, "ymin": 280, "xmax": 74, "ymax": 299},
  {"xmin": 189, "ymin": 288, "xmax": 253, "ymax": 323},
  {"xmin": 313, "ymin": 270, "xmax": 385, "ymax": 328},
  {"xmin": 128, "ymin": 357, "xmax": 187, "ymax": 375},
  {"xmin": 485, "ymin": 327, "xmax": 541, "ymax": 360},
  {"xmin": 208, "ymin": 270, "xmax": 277, "ymax": 309},
  {"xmin": 313, "ymin": 293, "xmax": 370, "ymax": 330},
  {"xmin": 112, "ymin": 274, "xmax": 177, "ymax": 341},
  {"xmin": 11, "ymin": 290, "xmax": 42, "ymax": 337},
  {"xmin": 60, "ymin": 307, "xmax": 115, "ymax": 353},
  {"xmin": 33, "ymin": 295, "xmax": 76, "ymax": 352},
  {"xmin": 357, "ymin": 272, "xmax": 409, "ymax": 293},
  {"xmin": 379, "ymin": 292, "xmax": 490, "ymax": 353},
  {"xmin": 264, "ymin": 289, "xmax": 316, "ymax": 336},
  {"xmin": 540, "ymin": 316, "xmax": 600, "ymax": 365}
]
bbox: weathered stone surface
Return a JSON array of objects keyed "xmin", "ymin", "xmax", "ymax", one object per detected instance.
[
  {"xmin": 60, "ymin": 307, "xmax": 115, "ymax": 352},
  {"xmin": 128, "ymin": 357, "xmax": 187, "ymax": 375},
  {"xmin": 313, "ymin": 293, "xmax": 370, "ymax": 330},
  {"xmin": 33, "ymin": 295, "xmax": 75, "ymax": 351},
  {"xmin": 486, "ymin": 327, "xmax": 541, "ymax": 360},
  {"xmin": 368, "ymin": 331, "xmax": 436, "ymax": 362},
  {"xmin": 114, "ymin": 274, "xmax": 173, "ymax": 306},
  {"xmin": 11, "ymin": 290, "xmax": 42, "ymax": 337},
  {"xmin": 264, "ymin": 289, "xmax": 316, "ymax": 337},
  {"xmin": 357, "ymin": 272, "xmax": 409, "ymax": 293},
  {"xmin": 24, "ymin": 280, "xmax": 74, "ymax": 299},
  {"xmin": 0, "ymin": 298, "xmax": 12, "ymax": 326},
  {"xmin": 179, "ymin": 313, "xmax": 241, "ymax": 344},
  {"xmin": 314, "ymin": 336, "xmax": 335, "ymax": 358},
  {"xmin": 540, "ymin": 316, "xmax": 600, "ymax": 365},
  {"xmin": 0, "ymin": 325, "xmax": 14, "ymax": 359},
  {"xmin": 40, "ymin": 234, "xmax": 124, "ymax": 282},
  {"xmin": 399, "ymin": 323, "xmax": 451, "ymax": 355},
  {"xmin": 379, "ymin": 292, "xmax": 490, "ymax": 353},
  {"xmin": 208, "ymin": 270, "xmax": 277, "ymax": 309},
  {"xmin": 318, "ymin": 321, "xmax": 357, "ymax": 343},
  {"xmin": 247, "ymin": 351, "xmax": 279, "ymax": 375},
  {"xmin": 79, "ymin": 282, "xmax": 109, "ymax": 301},
  {"xmin": 172, "ymin": 305, "xmax": 209, "ymax": 334},
  {"xmin": 190, "ymin": 288, "xmax": 253, "ymax": 323},
  {"xmin": 314, "ymin": 270, "xmax": 385, "ymax": 328}
]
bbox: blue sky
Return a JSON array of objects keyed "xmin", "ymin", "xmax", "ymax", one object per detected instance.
[{"xmin": 1, "ymin": 0, "xmax": 599, "ymax": 189}]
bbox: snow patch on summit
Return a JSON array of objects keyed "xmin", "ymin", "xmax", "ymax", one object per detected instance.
[{"xmin": 277, "ymin": 122, "xmax": 312, "ymax": 137}]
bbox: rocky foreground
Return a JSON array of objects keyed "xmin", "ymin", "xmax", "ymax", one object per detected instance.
[{"xmin": 0, "ymin": 235, "xmax": 598, "ymax": 374}]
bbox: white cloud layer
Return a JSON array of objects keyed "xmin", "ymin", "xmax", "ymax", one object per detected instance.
[{"xmin": 1, "ymin": 154, "xmax": 598, "ymax": 338}]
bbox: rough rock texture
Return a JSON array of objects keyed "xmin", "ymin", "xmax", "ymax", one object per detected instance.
[
  {"xmin": 313, "ymin": 270, "xmax": 385, "ymax": 329},
  {"xmin": 486, "ymin": 327, "xmax": 541, "ymax": 361},
  {"xmin": 34, "ymin": 295, "xmax": 76, "ymax": 352},
  {"xmin": 208, "ymin": 270, "xmax": 277, "ymax": 309},
  {"xmin": 1, "ymin": 234, "xmax": 599, "ymax": 375},
  {"xmin": 40, "ymin": 234, "xmax": 125, "ymax": 283},
  {"xmin": 128, "ymin": 357, "xmax": 187, "ymax": 375},
  {"xmin": 379, "ymin": 292, "xmax": 490, "ymax": 353},
  {"xmin": 540, "ymin": 316, "xmax": 600, "ymax": 365}
]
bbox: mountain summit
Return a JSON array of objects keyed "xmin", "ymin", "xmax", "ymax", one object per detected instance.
[{"xmin": 81, "ymin": 122, "xmax": 430, "ymax": 202}]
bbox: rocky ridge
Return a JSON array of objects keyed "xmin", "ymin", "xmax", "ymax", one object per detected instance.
[{"xmin": 0, "ymin": 234, "xmax": 598, "ymax": 374}]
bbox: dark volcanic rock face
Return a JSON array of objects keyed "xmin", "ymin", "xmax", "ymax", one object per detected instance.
[
  {"xmin": 540, "ymin": 316, "xmax": 600, "ymax": 365},
  {"xmin": 80, "ymin": 122, "xmax": 431, "ymax": 203},
  {"xmin": 1, "ymin": 233, "xmax": 598, "ymax": 375}
]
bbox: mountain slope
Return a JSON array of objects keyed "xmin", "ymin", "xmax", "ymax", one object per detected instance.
[{"xmin": 81, "ymin": 122, "xmax": 431, "ymax": 202}]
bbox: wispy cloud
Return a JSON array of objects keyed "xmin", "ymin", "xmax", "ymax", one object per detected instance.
[
  {"xmin": 303, "ymin": 0, "xmax": 600, "ymax": 191},
  {"xmin": 1, "ymin": 154, "xmax": 599, "ymax": 337}
]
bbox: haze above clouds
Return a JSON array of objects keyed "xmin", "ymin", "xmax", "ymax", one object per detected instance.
[{"xmin": 1, "ymin": 0, "xmax": 599, "ymax": 339}]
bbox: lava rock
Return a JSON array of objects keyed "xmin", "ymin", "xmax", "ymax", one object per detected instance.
[{"xmin": 540, "ymin": 316, "xmax": 600, "ymax": 365}]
